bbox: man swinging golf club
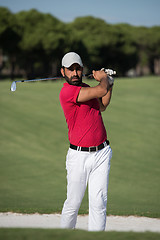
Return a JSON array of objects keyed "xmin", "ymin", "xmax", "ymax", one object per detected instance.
[{"xmin": 59, "ymin": 52, "xmax": 114, "ymax": 231}]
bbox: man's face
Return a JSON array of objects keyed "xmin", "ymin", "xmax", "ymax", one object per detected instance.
[{"xmin": 61, "ymin": 63, "xmax": 83, "ymax": 86}]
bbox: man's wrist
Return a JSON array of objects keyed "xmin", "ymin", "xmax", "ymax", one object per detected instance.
[{"xmin": 108, "ymin": 76, "xmax": 114, "ymax": 85}]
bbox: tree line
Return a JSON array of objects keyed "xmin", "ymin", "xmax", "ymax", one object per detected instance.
[{"xmin": 0, "ymin": 7, "xmax": 160, "ymax": 80}]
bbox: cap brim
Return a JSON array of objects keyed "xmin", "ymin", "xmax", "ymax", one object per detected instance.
[{"xmin": 63, "ymin": 61, "xmax": 83, "ymax": 68}]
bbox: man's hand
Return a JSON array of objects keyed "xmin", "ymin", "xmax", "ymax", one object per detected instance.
[
  {"xmin": 100, "ymin": 68, "xmax": 115, "ymax": 86},
  {"xmin": 101, "ymin": 68, "xmax": 116, "ymax": 76},
  {"xmin": 92, "ymin": 69, "xmax": 114, "ymax": 89},
  {"xmin": 77, "ymin": 69, "xmax": 115, "ymax": 103},
  {"xmin": 77, "ymin": 70, "xmax": 109, "ymax": 103},
  {"xmin": 92, "ymin": 70, "xmax": 108, "ymax": 82}
]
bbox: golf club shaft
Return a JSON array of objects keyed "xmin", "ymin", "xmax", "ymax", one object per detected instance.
[
  {"xmin": 15, "ymin": 77, "xmax": 62, "ymax": 83},
  {"xmin": 10, "ymin": 77, "xmax": 63, "ymax": 91},
  {"xmin": 13, "ymin": 68, "xmax": 116, "ymax": 84},
  {"xmin": 10, "ymin": 68, "xmax": 116, "ymax": 91}
]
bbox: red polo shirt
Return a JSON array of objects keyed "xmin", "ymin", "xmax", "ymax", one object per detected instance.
[{"xmin": 59, "ymin": 82, "xmax": 107, "ymax": 147}]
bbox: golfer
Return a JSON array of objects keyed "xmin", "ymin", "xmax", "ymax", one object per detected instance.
[{"xmin": 59, "ymin": 52, "xmax": 113, "ymax": 231}]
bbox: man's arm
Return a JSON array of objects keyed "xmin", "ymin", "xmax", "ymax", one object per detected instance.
[
  {"xmin": 98, "ymin": 87, "xmax": 113, "ymax": 112},
  {"xmin": 77, "ymin": 70, "xmax": 111, "ymax": 102}
]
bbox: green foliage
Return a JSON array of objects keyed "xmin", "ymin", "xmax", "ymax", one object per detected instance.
[
  {"xmin": 15, "ymin": 10, "xmax": 64, "ymax": 53},
  {"xmin": 68, "ymin": 17, "xmax": 112, "ymax": 68},
  {"xmin": 0, "ymin": 7, "xmax": 21, "ymax": 53},
  {"xmin": 0, "ymin": 7, "xmax": 13, "ymax": 33},
  {"xmin": 148, "ymin": 26, "xmax": 160, "ymax": 56},
  {"xmin": 0, "ymin": 7, "xmax": 160, "ymax": 77}
]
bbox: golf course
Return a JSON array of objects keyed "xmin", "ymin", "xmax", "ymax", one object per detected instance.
[{"xmin": 0, "ymin": 76, "xmax": 160, "ymax": 239}]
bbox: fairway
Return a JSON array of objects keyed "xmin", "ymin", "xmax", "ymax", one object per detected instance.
[
  {"xmin": 0, "ymin": 228, "xmax": 160, "ymax": 240},
  {"xmin": 0, "ymin": 77, "xmax": 160, "ymax": 217}
]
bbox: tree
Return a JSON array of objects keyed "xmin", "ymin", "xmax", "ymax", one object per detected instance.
[
  {"xmin": 148, "ymin": 26, "xmax": 160, "ymax": 74},
  {"xmin": 68, "ymin": 17, "xmax": 138, "ymax": 75},
  {"xmin": 68, "ymin": 16, "xmax": 110, "ymax": 71},
  {"xmin": 107, "ymin": 24, "xmax": 138, "ymax": 75},
  {"xmin": 15, "ymin": 9, "xmax": 49, "ymax": 78},
  {"xmin": 0, "ymin": 7, "xmax": 21, "ymax": 79},
  {"xmin": 1, "ymin": 7, "xmax": 159, "ymax": 78},
  {"xmin": 15, "ymin": 9, "xmax": 67, "ymax": 77}
]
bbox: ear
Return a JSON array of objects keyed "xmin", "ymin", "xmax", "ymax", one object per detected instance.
[{"xmin": 61, "ymin": 68, "xmax": 65, "ymax": 77}]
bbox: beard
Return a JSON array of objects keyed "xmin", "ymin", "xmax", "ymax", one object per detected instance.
[{"xmin": 64, "ymin": 74, "xmax": 82, "ymax": 86}]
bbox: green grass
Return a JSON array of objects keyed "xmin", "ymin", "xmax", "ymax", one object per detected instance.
[
  {"xmin": 0, "ymin": 228, "xmax": 160, "ymax": 240},
  {"xmin": 0, "ymin": 76, "xmax": 160, "ymax": 217}
]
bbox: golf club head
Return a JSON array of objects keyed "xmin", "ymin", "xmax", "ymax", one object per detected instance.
[{"xmin": 10, "ymin": 81, "xmax": 16, "ymax": 92}]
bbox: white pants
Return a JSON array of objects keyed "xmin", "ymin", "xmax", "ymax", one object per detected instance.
[{"xmin": 61, "ymin": 144, "xmax": 112, "ymax": 231}]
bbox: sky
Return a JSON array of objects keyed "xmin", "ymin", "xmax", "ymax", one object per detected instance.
[{"xmin": 0, "ymin": 0, "xmax": 160, "ymax": 27}]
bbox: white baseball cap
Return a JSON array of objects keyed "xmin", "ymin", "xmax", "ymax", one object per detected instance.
[{"xmin": 62, "ymin": 52, "xmax": 83, "ymax": 68}]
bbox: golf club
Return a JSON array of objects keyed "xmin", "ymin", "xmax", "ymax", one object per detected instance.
[
  {"xmin": 10, "ymin": 68, "xmax": 116, "ymax": 92},
  {"xmin": 10, "ymin": 77, "xmax": 62, "ymax": 92}
]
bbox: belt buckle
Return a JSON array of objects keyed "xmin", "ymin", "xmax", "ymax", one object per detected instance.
[
  {"xmin": 89, "ymin": 146, "xmax": 98, "ymax": 152},
  {"xmin": 89, "ymin": 146, "xmax": 93, "ymax": 152}
]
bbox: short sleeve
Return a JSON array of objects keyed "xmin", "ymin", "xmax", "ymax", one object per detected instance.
[{"xmin": 60, "ymin": 84, "xmax": 82, "ymax": 105}]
